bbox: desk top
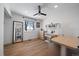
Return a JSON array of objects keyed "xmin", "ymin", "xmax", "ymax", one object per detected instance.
[{"xmin": 51, "ymin": 36, "xmax": 79, "ymax": 49}]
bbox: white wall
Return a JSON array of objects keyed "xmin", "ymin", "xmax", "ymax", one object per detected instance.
[
  {"xmin": 12, "ymin": 13, "xmax": 41, "ymax": 41},
  {"xmin": 4, "ymin": 11, "xmax": 12, "ymax": 44},
  {"xmin": 42, "ymin": 3, "xmax": 79, "ymax": 37},
  {"xmin": 0, "ymin": 4, "xmax": 4, "ymax": 56},
  {"xmin": 4, "ymin": 12, "xmax": 41, "ymax": 45}
]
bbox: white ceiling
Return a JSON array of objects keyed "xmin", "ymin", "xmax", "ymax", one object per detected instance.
[
  {"xmin": 3, "ymin": 3, "xmax": 79, "ymax": 20},
  {"xmin": 3, "ymin": 3, "xmax": 47, "ymax": 19}
]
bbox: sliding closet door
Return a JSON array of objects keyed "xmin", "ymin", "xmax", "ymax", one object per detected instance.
[{"xmin": 13, "ymin": 21, "xmax": 23, "ymax": 43}]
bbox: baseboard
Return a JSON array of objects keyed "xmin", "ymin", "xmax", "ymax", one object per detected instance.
[{"xmin": 4, "ymin": 42, "xmax": 13, "ymax": 46}]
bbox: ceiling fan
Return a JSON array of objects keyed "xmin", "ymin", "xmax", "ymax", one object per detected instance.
[{"xmin": 33, "ymin": 5, "xmax": 47, "ymax": 16}]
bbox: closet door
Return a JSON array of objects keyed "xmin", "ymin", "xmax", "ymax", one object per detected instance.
[{"xmin": 13, "ymin": 21, "xmax": 23, "ymax": 43}]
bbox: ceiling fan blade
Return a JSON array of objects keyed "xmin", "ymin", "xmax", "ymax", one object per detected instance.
[
  {"xmin": 38, "ymin": 5, "xmax": 41, "ymax": 13},
  {"xmin": 33, "ymin": 13, "xmax": 39, "ymax": 16},
  {"xmin": 33, "ymin": 5, "xmax": 47, "ymax": 16},
  {"xmin": 40, "ymin": 13, "xmax": 47, "ymax": 16}
]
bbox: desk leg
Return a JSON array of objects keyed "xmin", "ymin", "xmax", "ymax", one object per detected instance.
[{"xmin": 61, "ymin": 45, "xmax": 66, "ymax": 56}]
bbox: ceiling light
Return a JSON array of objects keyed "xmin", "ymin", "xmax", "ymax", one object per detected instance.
[{"xmin": 54, "ymin": 5, "xmax": 58, "ymax": 8}]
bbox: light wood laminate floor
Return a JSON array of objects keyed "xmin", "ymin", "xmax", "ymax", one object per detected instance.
[{"xmin": 4, "ymin": 39, "xmax": 60, "ymax": 56}]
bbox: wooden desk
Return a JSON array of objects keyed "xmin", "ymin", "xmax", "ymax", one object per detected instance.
[{"xmin": 51, "ymin": 36, "xmax": 79, "ymax": 56}]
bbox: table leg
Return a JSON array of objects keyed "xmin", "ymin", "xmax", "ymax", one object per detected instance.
[{"xmin": 61, "ymin": 45, "xmax": 66, "ymax": 56}]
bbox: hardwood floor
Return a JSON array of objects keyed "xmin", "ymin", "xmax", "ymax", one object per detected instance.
[{"xmin": 4, "ymin": 39, "xmax": 60, "ymax": 56}]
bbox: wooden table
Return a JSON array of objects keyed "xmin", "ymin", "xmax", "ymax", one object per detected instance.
[{"xmin": 51, "ymin": 35, "xmax": 79, "ymax": 56}]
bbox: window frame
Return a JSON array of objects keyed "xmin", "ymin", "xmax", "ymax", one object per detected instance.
[{"xmin": 25, "ymin": 20, "xmax": 34, "ymax": 31}]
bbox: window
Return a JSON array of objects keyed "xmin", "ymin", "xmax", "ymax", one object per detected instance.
[{"xmin": 25, "ymin": 21, "xmax": 34, "ymax": 31}]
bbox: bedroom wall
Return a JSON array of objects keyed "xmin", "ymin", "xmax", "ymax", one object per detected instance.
[
  {"xmin": 4, "ymin": 12, "xmax": 42, "ymax": 45},
  {"xmin": 0, "ymin": 4, "xmax": 4, "ymax": 56},
  {"xmin": 4, "ymin": 11, "xmax": 12, "ymax": 45},
  {"xmin": 42, "ymin": 3, "xmax": 79, "ymax": 37}
]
